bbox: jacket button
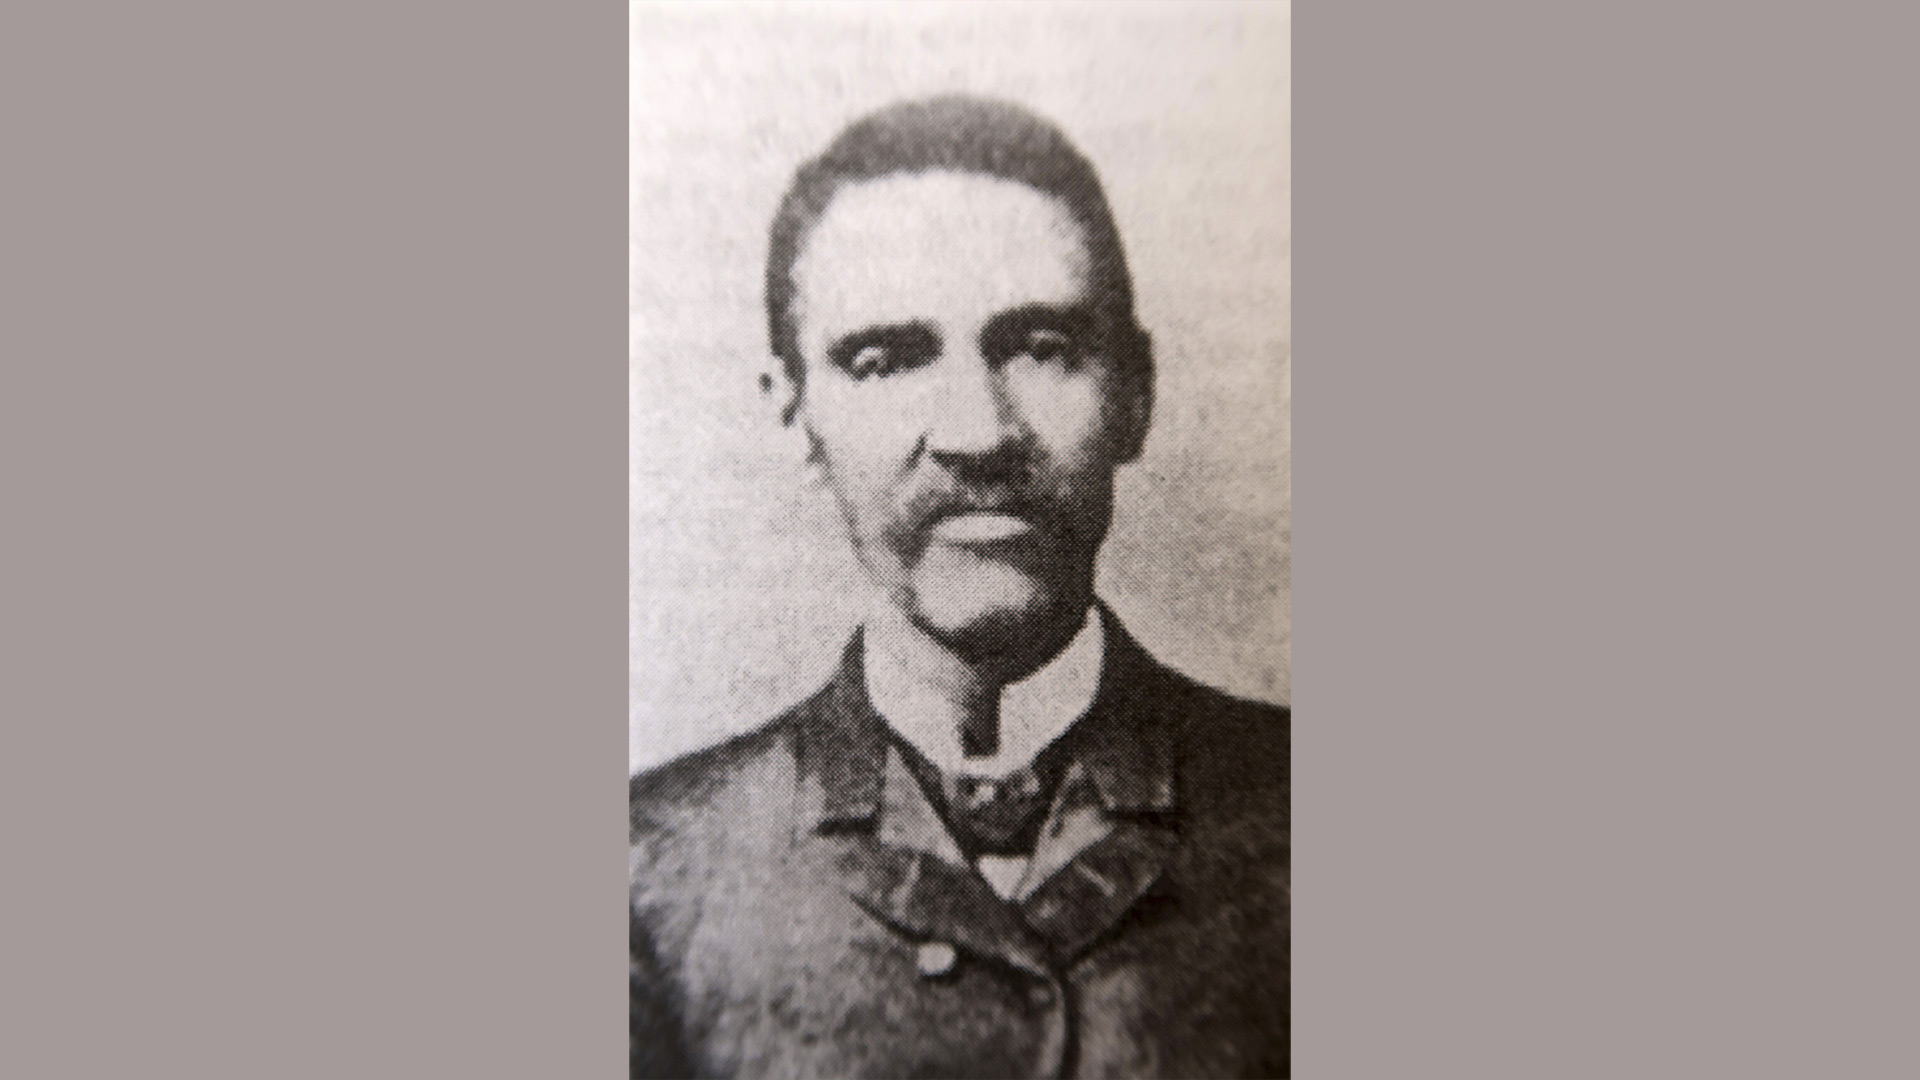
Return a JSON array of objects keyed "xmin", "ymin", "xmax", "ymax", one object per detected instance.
[{"xmin": 916, "ymin": 942, "xmax": 958, "ymax": 978}]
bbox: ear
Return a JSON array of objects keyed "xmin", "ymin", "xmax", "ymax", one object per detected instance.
[
  {"xmin": 758, "ymin": 363, "xmax": 803, "ymax": 427},
  {"xmin": 763, "ymin": 362, "xmax": 830, "ymax": 481},
  {"xmin": 1112, "ymin": 329, "xmax": 1155, "ymax": 464}
]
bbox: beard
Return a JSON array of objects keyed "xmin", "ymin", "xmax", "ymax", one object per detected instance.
[
  {"xmin": 817, "ymin": 422, "xmax": 1119, "ymax": 677},
  {"xmin": 904, "ymin": 553, "xmax": 1075, "ymax": 661},
  {"xmin": 876, "ymin": 482, "xmax": 1111, "ymax": 678}
]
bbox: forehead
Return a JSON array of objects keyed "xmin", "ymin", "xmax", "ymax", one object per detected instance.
[{"xmin": 791, "ymin": 172, "xmax": 1094, "ymax": 353}]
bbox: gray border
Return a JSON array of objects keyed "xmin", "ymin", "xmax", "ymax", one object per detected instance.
[
  {"xmin": 1300, "ymin": 2, "xmax": 1920, "ymax": 1076},
  {"xmin": 3, "ymin": 3, "xmax": 626, "ymax": 1076},
  {"xmin": 8, "ymin": 1, "xmax": 1920, "ymax": 1077}
]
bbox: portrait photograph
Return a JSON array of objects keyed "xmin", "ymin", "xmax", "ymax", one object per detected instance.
[{"xmin": 630, "ymin": 3, "xmax": 1290, "ymax": 1076}]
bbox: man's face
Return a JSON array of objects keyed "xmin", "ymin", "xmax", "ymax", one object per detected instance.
[{"xmin": 790, "ymin": 171, "xmax": 1147, "ymax": 665}]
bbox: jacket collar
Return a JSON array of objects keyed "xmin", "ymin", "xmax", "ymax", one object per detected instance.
[
  {"xmin": 792, "ymin": 604, "xmax": 1184, "ymax": 967},
  {"xmin": 794, "ymin": 604, "xmax": 1180, "ymax": 833},
  {"xmin": 867, "ymin": 601, "xmax": 1106, "ymax": 780},
  {"xmin": 792, "ymin": 630, "xmax": 888, "ymax": 831}
]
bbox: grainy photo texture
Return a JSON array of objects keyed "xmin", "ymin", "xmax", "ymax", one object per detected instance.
[{"xmin": 631, "ymin": 4, "xmax": 1289, "ymax": 1076}]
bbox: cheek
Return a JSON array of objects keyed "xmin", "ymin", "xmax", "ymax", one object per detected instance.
[
  {"xmin": 805, "ymin": 378, "xmax": 927, "ymax": 467},
  {"xmin": 1007, "ymin": 367, "xmax": 1121, "ymax": 467},
  {"xmin": 802, "ymin": 376, "xmax": 935, "ymax": 521}
]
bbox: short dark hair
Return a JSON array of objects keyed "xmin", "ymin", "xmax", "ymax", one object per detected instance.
[{"xmin": 766, "ymin": 95, "xmax": 1147, "ymax": 405}]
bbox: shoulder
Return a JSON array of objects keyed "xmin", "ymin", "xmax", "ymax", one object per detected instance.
[
  {"xmin": 1104, "ymin": 623, "xmax": 1288, "ymax": 786},
  {"xmin": 628, "ymin": 690, "xmax": 828, "ymax": 841},
  {"xmin": 1117, "ymin": 642, "xmax": 1289, "ymax": 823},
  {"xmin": 628, "ymin": 676, "xmax": 848, "ymax": 861},
  {"xmin": 629, "ymin": 718, "xmax": 790, "ymax": 838},
  {"xmin": 1173, "ymin": 672, "xmax": 1289, "ymax": 792},
  {"xmin": 1174, "ymin": 671, "xmax": 1290, "ymax": 779},
  {"xmin": 628, "ymin": 716, "xmax": 796, "ymax": 926},
  {"xmin": 1133, "ymin": 659, "xmax": 1291, "ymax": 914}
]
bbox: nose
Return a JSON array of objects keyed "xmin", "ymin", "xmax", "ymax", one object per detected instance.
[{"xmin": 925, "ymin": 352, "xmax": 1025, "ymax": 464}]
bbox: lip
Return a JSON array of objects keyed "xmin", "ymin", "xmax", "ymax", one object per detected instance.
[{"xmin": 927, "ymin": 511, "xmax": 1037, "ymax": 545}]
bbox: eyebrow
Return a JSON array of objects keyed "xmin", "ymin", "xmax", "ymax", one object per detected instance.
[
  {"xmin": 980, "ymin": 302, "xmax": 1099, "ymax": 333},
  {"xmin": 979, "ymin": 302, "xmax": 1101, "ymax": 351}
]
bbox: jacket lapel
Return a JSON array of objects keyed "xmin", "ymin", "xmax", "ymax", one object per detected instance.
[
  {"xmin": 1018, "ymin": 810, "xmax": 1180, "ymax": 961},
  {"xmin": 795, "ymin": 634, "xmax": 1053, "ymax": 979},
  {"xmin": 795, "ymin": 615, "xmax": 1186, "ymax": 973},
  {"xmin": 1014, "ymin": 619, "xmax": 1183, "ymax": 961},
  {"xmin": 850, "ymin": 748, "xmax": 1053, "ymax": 978}
]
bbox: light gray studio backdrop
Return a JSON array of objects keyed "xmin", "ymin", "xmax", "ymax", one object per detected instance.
[{"xmin": 630, "ymin": 1, "xmax": 1292, "ymax": 773}]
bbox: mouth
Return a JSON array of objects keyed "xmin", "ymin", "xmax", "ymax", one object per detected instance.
[{"xmin": 926, "ymin": 511, "xmax": 1039, "ymax": 546}]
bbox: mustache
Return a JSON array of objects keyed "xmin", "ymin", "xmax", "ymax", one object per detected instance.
[{"xmin": 894, "ymin": 476, "xmax": 1056, "ymax": 546}]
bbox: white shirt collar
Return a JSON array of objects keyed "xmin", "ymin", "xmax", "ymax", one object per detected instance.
[{"xmin": 865, "ymin": 606, "xmax": 1107, "ymax": 781}]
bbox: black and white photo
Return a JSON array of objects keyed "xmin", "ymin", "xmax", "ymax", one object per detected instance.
[{"xmin": 631, "ymin": 5, "xmax": 1290, "ymax": 1076}]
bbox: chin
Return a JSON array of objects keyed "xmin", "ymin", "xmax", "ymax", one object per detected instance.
[{"xmin": 907, "ymin": 562, "xmax": 1075, "ymax": 665}]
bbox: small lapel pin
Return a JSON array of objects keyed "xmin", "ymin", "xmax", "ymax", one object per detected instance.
[{"xmin": 916, "ymin": 941, "xmax": 958, "ymax": 978}]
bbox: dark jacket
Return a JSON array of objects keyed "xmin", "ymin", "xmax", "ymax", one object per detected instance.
[{"xmin": 631, "ymin": 617, "xmax": 1290, "ymax": 1078}]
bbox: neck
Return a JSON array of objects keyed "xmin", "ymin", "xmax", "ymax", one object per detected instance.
[{"xmin": 866, "ymin": 599, "xmax": 1091, "ymax": 706}]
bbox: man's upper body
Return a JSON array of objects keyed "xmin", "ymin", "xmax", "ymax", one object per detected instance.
[
  {"xmin": 631, "ymin": 607, "xmax": 1288, "ymax": 1078},
  {"xmin": 632, "ymin": 96, "xmax": 1288, "ymax": 1078}
]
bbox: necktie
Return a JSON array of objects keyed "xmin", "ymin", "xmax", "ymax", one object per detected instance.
[
  {"xmin": 947, "ymin": 766, "xmax": 1050, "ymax": 854},
  {"xmin": 959, "ymin": 687, "xmax": 999, "ymax": 758},
  {"xmin": 950, "ymin": 691, "xmax": 1049, "ymax": 853}
]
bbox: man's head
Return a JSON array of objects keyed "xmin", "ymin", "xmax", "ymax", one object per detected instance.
[{"xmin": 767, "ymin": 96, "xmax": 1153, "ymax": 675}]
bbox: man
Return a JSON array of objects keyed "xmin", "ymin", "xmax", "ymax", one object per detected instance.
[{"xmin": 632, "ymin": 96, "xmax": 1289, "ymax": 1079}]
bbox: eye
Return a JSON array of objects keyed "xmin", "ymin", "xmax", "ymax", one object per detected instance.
[
  {"xmin": 1016, "ymin": 329, "xmax": 1079, "ymax": 366},
  {"xmin": 981, "ymin": 306, "xmax": 1100, "ymax": 370},
  {"xmin": 846, "ymin": 343, "xmax": 906, "ymax": 379},
  {"xmin": 827, "ymin": 325, "xmax": 940, "ymax": 381}
]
